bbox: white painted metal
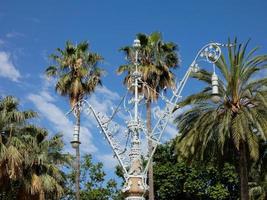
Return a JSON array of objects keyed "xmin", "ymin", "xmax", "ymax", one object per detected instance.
[{"xmin": 67, "ymin": 42, "xmax": 230, "ymax": 199}]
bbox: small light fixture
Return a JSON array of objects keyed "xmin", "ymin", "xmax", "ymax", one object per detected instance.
[
  {"xmin": 211, "ymin": 73, "xmax": 220, "ymax": 103},
  {"xmin": 133, "ymin": 39, "xmax": 141, "ymax": 48},
  {"xmin": 71, "ymin": 125, "xmax": 81, "ymax": 149}
]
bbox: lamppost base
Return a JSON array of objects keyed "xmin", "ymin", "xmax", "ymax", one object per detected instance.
[
  {"xmin": 122, "ymin": 175, "xmax": 148, "ymax": 199},
  {"xmin": 125, "ymin": 197, "xmax": 145, "ymax": 200}
]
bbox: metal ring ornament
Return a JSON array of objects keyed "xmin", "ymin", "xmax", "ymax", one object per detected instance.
[
  {"xmin": 73, "ymin": 101, "xmax": 84, "ymax": 118},
  {"xmin": 198, "ymin": 43, "xmax": 222, "ymax": 64},
  {"xmin": 199, "ymin": 43, "xmax": 222, "ymax": 63}
]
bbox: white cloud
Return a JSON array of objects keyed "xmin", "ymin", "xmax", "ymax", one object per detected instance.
[
  {"xmin": 165, "ymin": 123, "xmax": 178, "ymax": 138},
  {"xmin": 87, "ymin": 86, "xmax": 120, "ymax": 114},
  {"xmin": 0, "ymin": 51, "xmax": 21, "ymax": 82},
  {"xmin": 39, "ymin": 90, "xmax": 55, "ymax": 102},
  {"xmin": 96, "ymin": 154, "xmax": 118, "ymax": 170},
  {"xmin": 27, "ymin": 92, "xmax": 97, "ymax": 154},
  {"xmin": 40, "ymin": 74, "xmax": 58, "ymax": 89},
  {"xmin": 82, "ymin": 85, "xmax": 122, "ymax": 128},
  {"xmin": 96, "ymin": 86, "xmax": 120, "ymax": 100},
  {"xmin": 6, "ymin": 32, "xmax": 25, "ymax": 38}
]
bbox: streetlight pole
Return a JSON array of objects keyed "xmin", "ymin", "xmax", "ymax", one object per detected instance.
[
  {"xmin": 123, "ymin": 39, "xmax": 147, "ymax": 200},
  {"xmin": 67, "ymin": 41, "xmax": 229, "ymax": 200}
]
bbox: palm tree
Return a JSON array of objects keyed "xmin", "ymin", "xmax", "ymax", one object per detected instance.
[
  {"xmin": 46, "ymin": 41, "xmax": 103, "ymax": 200},
  {"xmin": 0, "ymin": 95, "xmax": 36, "ymax": 136},
  {"xmin": 0, "ymin": 96, "xmax": 37, "ymax": 187},
  {"xmin": 175, "ymin": 39, "xmax": 267, "ymax": 200},
  {"xmin": 0, "ymin": 96, "xmax": 68, "ymax": 199},
  {"xmin": 117, "ymin": 32, "xmax": 180, "ymax": 199},
  {"xmin": 16, "ymin": 127, "xmax": 69, "ymax": 200}
]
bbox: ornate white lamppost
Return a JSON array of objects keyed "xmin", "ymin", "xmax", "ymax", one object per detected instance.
[{"xmin": 68, "ymin": 41, "xmax": 229, "ymax": 200}]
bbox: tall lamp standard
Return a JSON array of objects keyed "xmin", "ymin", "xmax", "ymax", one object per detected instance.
[
  {"xmin": 67, "ymin": 41, "xmax": 229, "ymax": 200},
  {"xmin": 123, "ymin": 38, "xmax": 147, "ymax": 199}
]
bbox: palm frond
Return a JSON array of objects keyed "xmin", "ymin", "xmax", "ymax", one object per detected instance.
[{"xmin": 175, "ymin": 38, "xmax": 267, "ymax": 167}]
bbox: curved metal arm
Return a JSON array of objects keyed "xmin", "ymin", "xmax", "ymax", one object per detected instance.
[
  {"xmin": 68, "ymin": 99, "xmax": 129, "ymax": 179},
  {"xmin": 192, "ymin": 42, "xmax": 222, "ymax": 64},
  {"xmin": 143, "ymin": 42, "xmax": 226, "ymax": 175}
]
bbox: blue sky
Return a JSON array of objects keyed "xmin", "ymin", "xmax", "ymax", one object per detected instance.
[{"xmin": 1, "ymin": 0, "xmax": 267, "ymax": 179}]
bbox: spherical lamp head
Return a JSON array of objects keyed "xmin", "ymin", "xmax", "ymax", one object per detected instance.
[
  {"xmin": 133, "ymin": 39, "xmax": 141, "ymax": 48},
  {"xmin": 71, "ymin": 140, "xmax": 80, "ymax": 149},
  {"xmin": 211, "ymin": 94, "xmax": 221, "ymax": 103}
]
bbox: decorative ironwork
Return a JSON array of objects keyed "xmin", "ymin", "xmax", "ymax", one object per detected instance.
[{"xmin": 67, "ymin": 42, "xmax": 230, "ymax": 200}]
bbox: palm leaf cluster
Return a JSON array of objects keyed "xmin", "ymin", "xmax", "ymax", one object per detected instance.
[
  {"xmin": 0, "ymin": 96, "xmax": 70, "ymax": 200},
  {"xmin": 175, "ymin": 39, "xmax": 267, "ymax": 199},
  {"xmin": 46, "ymin": 41, "xmax": 103, "ymax": 108},
  {"xmin": 117, "ymin": 32, "xmax": 179, "ymax": 101},
  {"xmin": 176, "ymin": 39, "xmax": 267, "ymax": 160}
]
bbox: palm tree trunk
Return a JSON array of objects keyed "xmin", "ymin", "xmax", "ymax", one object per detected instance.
[
  {"xmin": 75, "ymin": 146, "xmax": 80, "ymax": 200},
  {"xmin": 75, "ymin": 112, "xmax": 81, "ymax": 200},
  {"xmin": 239, "ymin": 140, "xmax": 249, "ymax": 200},
  {"xmin": 146, "ymin": 99, "xmax": 154, "ymax": 200}
]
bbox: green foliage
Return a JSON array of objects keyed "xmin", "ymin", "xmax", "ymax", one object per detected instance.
[
  {"xmin": 117, "ymin": 32, "xmax": 180, "ymax": 101},
  {"xmin": 46, "ymin": 41, "xmax": 104, "ymax": 108},
  {"xmin": 0, "ymin": 96, "xmax": 69, "ymax": 199},
  {"xmin": 249, "ymin": 140, "xmax": 267, "ymax": 200},
  {"xmin": 207, "ymin": 184, "xmax": 229, "ymax": 200},
  {"xmin": 175, "ymin": 38, "xmax": 267, "ymax": 199},
  {"xmin": 63, "ymin": 154, "xmax": 123, "ymax": 200},
  {"xmin": 153, "ymin": 140, "xmax": 239, "ymax": 200}
]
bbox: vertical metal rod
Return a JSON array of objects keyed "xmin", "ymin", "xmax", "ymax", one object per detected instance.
[{"xmin": 134, "ymin": 50, "xmax": 138, "ymax": 123}]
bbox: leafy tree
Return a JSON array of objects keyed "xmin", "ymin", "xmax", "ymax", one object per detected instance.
[
  {"xmin": 249, "ymin": 140, "xmax": 267, "ymax": 200},
  {"xmin": 117, "ymin": 32, "xmax": 180, "ymax": 199},
  {"xmin": 175, "ymin": 39, "xmax": 267, "ymax": 200},
  {"xmin": 0, "ymin": 95, "xmax": 36, "ymax": 137},
  {"xmin": 63, "ymin": 154, "xmax": 123, "ymax": 200},
  {"xmin": 0, "ymin": 96, "xmax": 37, "ymax": 199},
  {"xmin": 46, "ymin": 41, "xmax": 104, "ymax": 200},
  {"xmin": 0, "ymin": 96, "xmax": 69, "ymax": 199},
  {"xmin": 153, "ymin": 139, "xmax": 239, "ymax": 200}
]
